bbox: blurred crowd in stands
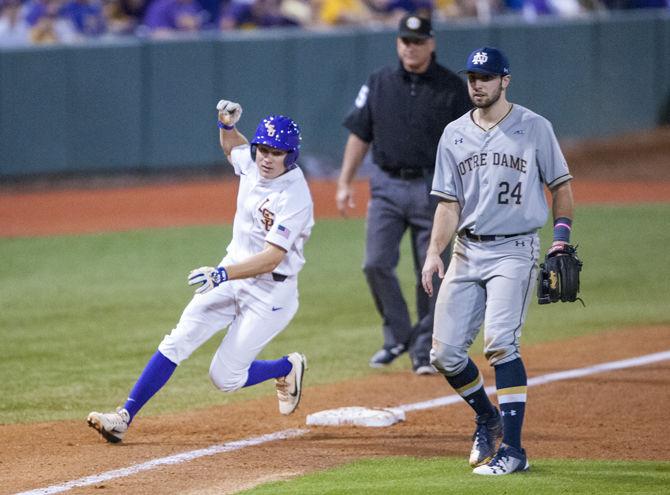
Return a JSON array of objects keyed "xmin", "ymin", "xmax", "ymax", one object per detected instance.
[{"xmin": 0, "ymin": 0, "xmax": 667, "ymax": 45}]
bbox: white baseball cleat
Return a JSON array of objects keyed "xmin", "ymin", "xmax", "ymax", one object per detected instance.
[
  {"xmin": 276, "ymin": 353, "xmax": 307, "ymax": 415},
  {"xmin": 472, "ymin": 443, "xmax": 530, "ymax": 475},
  {"xmin": 87, "ymin": 408, "xmax": 130, "ymax": 443}
]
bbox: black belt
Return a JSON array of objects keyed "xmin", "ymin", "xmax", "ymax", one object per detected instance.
[
  {"xmin": 459, "ymin": 229, "xmax": 534, "ymax": 242},
  {"xmin": 272, "ymin": 272, "xmax": 287, "ymax": 282},
  {"xmin": 381, "ymin": 167, "xmax": 424, "ymax": 180}
]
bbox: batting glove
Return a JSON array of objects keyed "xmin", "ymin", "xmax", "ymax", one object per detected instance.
[
  {"xmin": 216, "ymin": 99, "xmax": 242, "ymax": 127},
  {"xmin": 187, "ymin": 266, "xmax": 228, "ymax": 294}
]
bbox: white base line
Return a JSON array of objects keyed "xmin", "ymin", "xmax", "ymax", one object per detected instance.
[
  {"xmin": 16, "ymin": 350, "xmax": 670, "ymax": 495},
  {"xmin": 390, "ymin": 349, "xmax": 670, "ymax": 414},
  {"xmin": 16, "ymin": 429, "xmax": 309, "ymax": 495}
]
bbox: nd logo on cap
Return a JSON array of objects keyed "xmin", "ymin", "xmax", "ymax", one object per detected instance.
[
  {"xmin": 461, "ymin": 46, "xmax": 510, "ymax": 76},
  {"xmin": 472, "ymin": 52, "xmax": 489, "ymax": 65}
]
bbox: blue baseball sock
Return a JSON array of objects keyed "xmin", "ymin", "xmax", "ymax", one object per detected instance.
[
  {"xmin": 494, "ymin": 358, "xmax": 527, "ymax": 450},
  {"xmin": 446, "ymin": 358, "xmax": 497, "ymax": 418},
  {"xmin": 243, "ymin": 357, "xmax": 292, "ymax": 387},
  {"xmin": 123, "ymin": 351, "xmax": 177, "ymax": 423}
]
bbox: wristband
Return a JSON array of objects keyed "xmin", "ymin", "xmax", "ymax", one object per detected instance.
[
  {"xmin": 213, "ymin": 266, "xmax": 228, "ymax": 285},
  {"xmin": 553, "ymin": 217, "xmax": 572, "ymax": 243},
  {"xmin": 217, "ymin": 121, "xmax": 234, "ymax": 130}
]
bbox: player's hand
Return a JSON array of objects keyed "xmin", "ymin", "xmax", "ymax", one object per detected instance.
[
  {"xmin": 216, "ymin": 100, "xmax": 242, "ymax": 128},
  {"xmin": 421, "ymin": 253, "xmax": 445, "ymax": 297},
  {"xmin": 335, "ymin": 183, "xmax": 355, "ymax": 217},
  {"xmin": 547, "ymin": 240, "xmax": 568, "ymax": 257},
  {"xmin": 188, "ymin": 266, "xmax": 228, "ymax": 294}
]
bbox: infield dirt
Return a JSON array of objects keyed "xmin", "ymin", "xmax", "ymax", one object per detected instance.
[{"xmin": 1, "ymin": 326, "xmax": 669, "ymax": 494}]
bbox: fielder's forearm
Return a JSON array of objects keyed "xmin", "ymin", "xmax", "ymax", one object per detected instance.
[
  {"xmin": 337, "ymin": 134, "xmax": 370, "ymax": 186},
  {"xmin": 223, "ymin": 243, "xmax": 285, "ymax": 280},
  {"xmin": 550, "ymin": 180, "xmax": 574, "ymax": 220},
  {"xmin": 427, "ymin": 200, "xmax": 460, "ymax": 257}
]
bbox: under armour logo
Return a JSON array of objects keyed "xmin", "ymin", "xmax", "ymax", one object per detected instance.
[
  {"xmin": 501, "ymin": 409, "xmax": 517, "ymax": 416},
  {"xmin": 513, "ymin": 129, "xmax": 525, "ymax": 135},
  {"xmin": 454, "ymin": 137, "xmax": 463, "ymax": 144},
  {"xmin": 515, "ymin": 240, "xmax": 525, "ymax": 247},
  {"xmin": 472, "ymin": 52, "xmax": 488, "ymax": 65}
]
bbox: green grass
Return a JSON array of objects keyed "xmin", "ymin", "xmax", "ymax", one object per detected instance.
[
  {"xmin": 523, "ymin": 203, "xmax": 670, "ymax": 340},
  {"xmin": 0, "ymin": 204, "xmax": 668, "ymax": 423},
  {"xmin": 239, "ymin": 457, "xmax": 670, "ymax": 494}
]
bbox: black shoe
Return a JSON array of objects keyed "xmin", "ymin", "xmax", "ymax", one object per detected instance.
[
  {"xmin": 369, "ymin": 344, "xmax": 406, "ymax": 368},
  {"xmin": 411, "ymin": 356, "xmax": 438, "ymax": 375}
]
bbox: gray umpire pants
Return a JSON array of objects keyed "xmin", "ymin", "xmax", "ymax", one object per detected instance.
[{"xmin": 363, "ymin": 166, "xmax": 450, "ymax": 367}]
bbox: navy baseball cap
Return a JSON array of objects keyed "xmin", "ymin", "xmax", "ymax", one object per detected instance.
[
  {"xmin": 398, "ymin": 14, "xmax": 433, "ymax": 40},
  {"xmin": 461, "ymin": 47, "xmax": 510, "ymax": 76}
]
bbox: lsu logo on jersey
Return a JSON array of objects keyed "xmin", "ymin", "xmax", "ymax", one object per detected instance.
[
  {"xmin": 265, "ymin": 121, "xmax": 276, "ymax": 137},
  {"xmin": 257, "ymin": 198, "xmax": 275, "ymax": 231},
  {"xmin": 472, "ymin": 52, "xmax": 488, "ymax": 65}
]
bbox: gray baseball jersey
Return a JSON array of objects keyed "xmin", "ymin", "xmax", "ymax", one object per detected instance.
[{"xmin": 431, "ymin": 104, "xmax": 572, "ymax": 235}]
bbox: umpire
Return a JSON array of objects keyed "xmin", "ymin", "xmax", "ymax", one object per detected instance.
[{"xmin": 336, "ymin": 13, "xmax": 470, "ymax": 375}]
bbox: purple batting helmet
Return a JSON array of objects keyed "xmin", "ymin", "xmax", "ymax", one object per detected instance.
[{"xmin": 250, "ymin": 115, "xmax": 301, "ymax": 168}]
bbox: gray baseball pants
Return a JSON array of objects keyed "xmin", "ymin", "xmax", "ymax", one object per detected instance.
[{"xmin": 363, "ymin": 167, "xmax": 450, "ymax": 367}]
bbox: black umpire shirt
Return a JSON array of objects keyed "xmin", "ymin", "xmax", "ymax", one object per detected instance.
[{"xmin": 343, "ymin": 55, "xmax": 470, "ymax": 175}]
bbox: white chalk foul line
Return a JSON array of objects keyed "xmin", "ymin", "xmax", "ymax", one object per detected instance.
[
  {"xmin": 15, "ymin": 428, "xmax": 309, "ymax": 495},
  {"xmin": 389, "ymin": 349, "xmax": 670, "ymax": 414},
  {"xmin": 16, "ymin": 349, "xmax": 670, "ymax": 495}
]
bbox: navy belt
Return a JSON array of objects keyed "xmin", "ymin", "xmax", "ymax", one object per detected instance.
[
  {"xmin": 272, "ymin": 273, "xmax": 287, "ymax": 282},
  {"xmin": 459, "ymin": 229, "xmax": 534, "ymax": 242},
  {"xmin": 381, "ymin": 167, "xmax": 423, "ymax": 180}
]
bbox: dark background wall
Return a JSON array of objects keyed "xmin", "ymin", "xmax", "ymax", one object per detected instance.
[{"xmin": 1, "ymin": 10, "xmax": 668, "ymax": 178}]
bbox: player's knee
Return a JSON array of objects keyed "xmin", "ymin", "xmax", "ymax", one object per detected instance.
[
  {"xmin": 430, "ymin": 342, "xmax": 468, "ymax": 376},
  {"xmin": 484, "ymin": 346, "xmax": 519, "ymax": 367},
  {"xmin": 209, "ymin": 371, "xmax": 244, "ymax": 393},
  {"xmin": 208, "ymin": 362, "xmax": 245, "ymax": 393}
]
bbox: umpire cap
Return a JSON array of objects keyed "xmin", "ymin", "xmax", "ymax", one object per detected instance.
[
  {"xmin": 461, "ymin": 47, "xmax": 510, "ymax": 76},
  {"xmin": 398, "ymin": 14, "xmax": 433, "ymax": 40}
]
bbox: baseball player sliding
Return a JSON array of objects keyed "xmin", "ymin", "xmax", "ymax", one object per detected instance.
[
  {"xmin": 87, "ymin": 100, "xmax": 314, "ymax": 443},
  {"xmin": 422, "ymin": 47, "xmax": 575, "ymax": 475}
]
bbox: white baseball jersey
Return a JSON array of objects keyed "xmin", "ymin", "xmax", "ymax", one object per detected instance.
[
  {"xmin": 431, "ymin": 104, "xmax": 572, "ymax": 235},
  {"xmin": 222, "ymin": 145, "xmax": 314, "ymax": 276},
  {"xmin": 157, "ymin": 145, "xmax": 314, "ymax": 391}
]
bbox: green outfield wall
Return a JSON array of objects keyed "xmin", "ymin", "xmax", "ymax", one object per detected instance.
[{"xmin": 1, "ymin": 11, "xmax": 668, "ymax": 178}]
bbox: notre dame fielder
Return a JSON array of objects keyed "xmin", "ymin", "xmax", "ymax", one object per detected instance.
[{"xmin": 422, "ymin": 47, "xmax": 581, "ymax": 475}]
